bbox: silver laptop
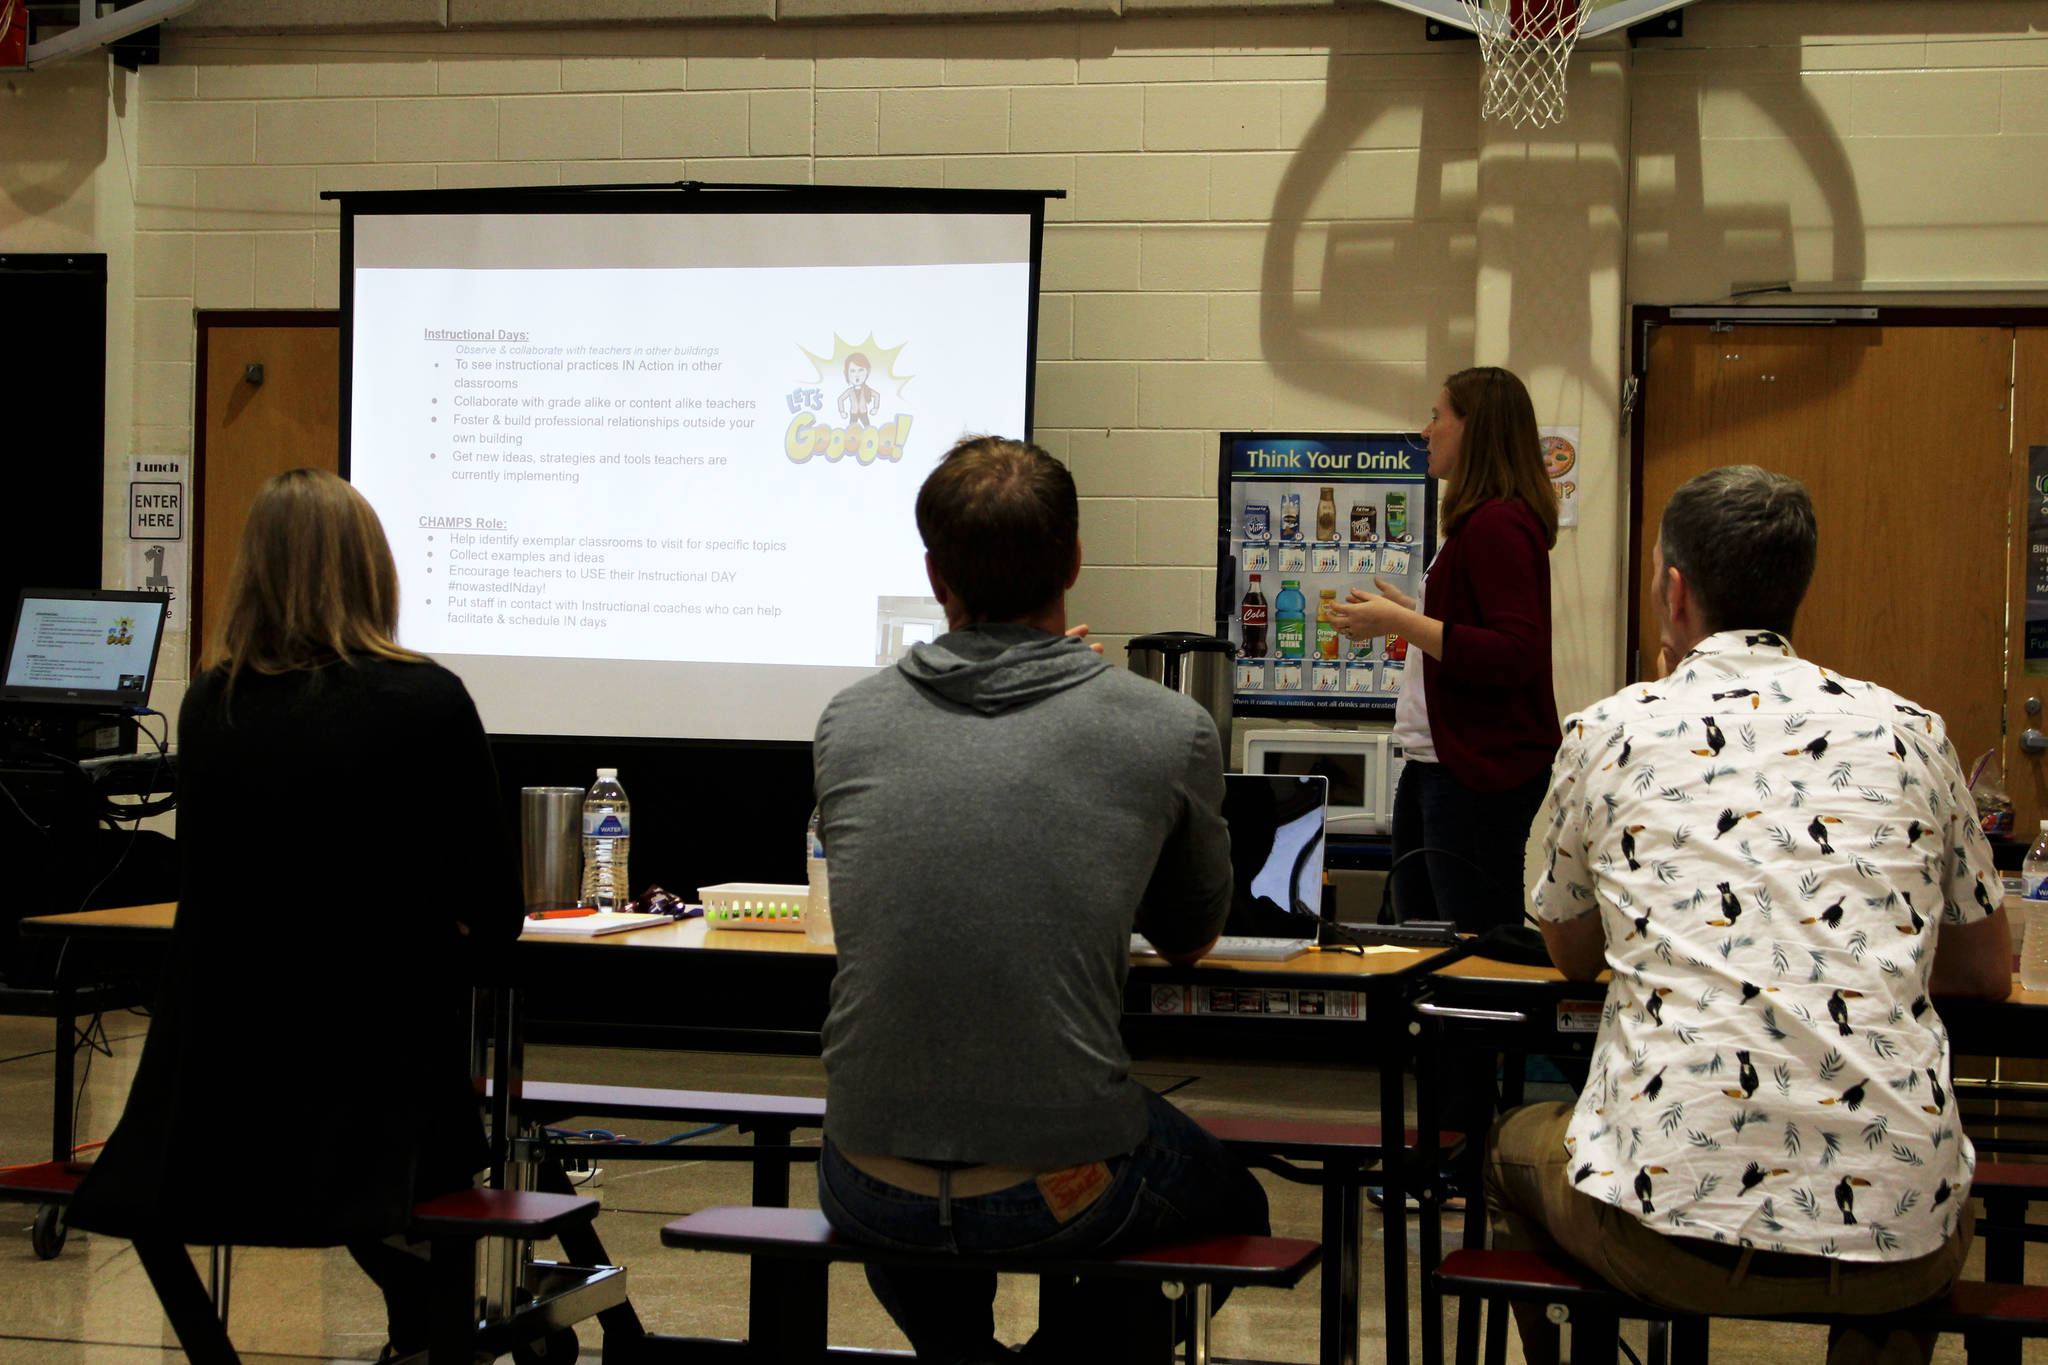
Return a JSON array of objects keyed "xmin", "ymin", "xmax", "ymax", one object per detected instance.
[{"xmin": 1132, "ymin": 773, "xmax": 1328, "ymax": 962}]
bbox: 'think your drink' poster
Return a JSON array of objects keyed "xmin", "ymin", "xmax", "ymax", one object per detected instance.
[{"xmin": 1216, "ymin": 433, "xmax": 1437, "ymax": 720}]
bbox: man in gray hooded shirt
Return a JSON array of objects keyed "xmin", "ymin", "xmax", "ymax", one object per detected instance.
[{"xmin": 814, "ymin": 436, "xmax": 1270, "ymax": 1365}]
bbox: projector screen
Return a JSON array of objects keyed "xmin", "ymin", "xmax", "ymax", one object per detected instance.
[{"xmin": 339, "ymin": 187, "xmax": 1047, "ymax": 742}]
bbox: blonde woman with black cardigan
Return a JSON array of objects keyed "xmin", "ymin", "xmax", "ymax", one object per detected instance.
[
  {"xmin": 1327, "ymin": 367, "xmax": 1560, "ymax": 933},
  {"xmin": 69, "ymin": 469, "xmax": 520, "ymax": 1364}
]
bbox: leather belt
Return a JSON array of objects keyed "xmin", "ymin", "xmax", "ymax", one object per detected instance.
[
  {"xmin": 840, "ymin": 1150, "xmax": 1049, "ymax": 1198},
  {"xmin": 1679, "ymin": 1237, "xmax": 1835, "ymax": 1279}
]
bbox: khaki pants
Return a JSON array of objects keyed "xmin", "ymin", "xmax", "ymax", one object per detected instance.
[{"xmin": 1484, "ymin": 1103, "xmax": 1973, "ymax": 1365}]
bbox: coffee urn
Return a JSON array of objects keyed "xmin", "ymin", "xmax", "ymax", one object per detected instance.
[{"xmin": 1125, "ymin": 631, "xmax": 1237, "ymax": 751}]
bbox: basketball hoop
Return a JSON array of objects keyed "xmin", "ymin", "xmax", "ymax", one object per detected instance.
[{"xmin": 1458, "ymin": 0, "xmax": 1589, "ymax": 128}]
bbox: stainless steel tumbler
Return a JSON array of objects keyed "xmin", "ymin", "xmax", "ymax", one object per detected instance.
[{"xmin": 520, "ymin": 786, "xmax": 586, "ymax": 911}]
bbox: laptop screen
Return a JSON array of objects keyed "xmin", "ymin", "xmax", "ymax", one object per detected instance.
[
  {"xmin": 1223, "ymin": 772, "xmax": 1328, "ymax": 921},
  {"xmin": 3, "ymin": 589, "xmax": 170, "ymax": 709}
]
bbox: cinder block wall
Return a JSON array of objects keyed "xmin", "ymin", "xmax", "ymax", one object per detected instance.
[
  {"xmin": 124, "ymin": 10, "xmax": 1490, "ymax": 724},
  {"xmin": 2, "ymin": 0, "xmax": 2043, "ymax": 740}
]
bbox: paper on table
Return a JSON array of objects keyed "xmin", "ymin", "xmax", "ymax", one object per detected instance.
[{"xmin": 522, "ymin": 912, "xmax": 669, "ymax": 937}]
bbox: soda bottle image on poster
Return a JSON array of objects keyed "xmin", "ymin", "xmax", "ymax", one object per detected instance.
[{"xmin": 1214, "ymin": 433, "xmax": 1436, "ymax": 721}]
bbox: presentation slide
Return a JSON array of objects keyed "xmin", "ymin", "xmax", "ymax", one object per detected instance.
[
  {"xmin": 5, "ymin": 595, "xmax": 164, "ymax": 698},
  {"xmin": 346, "ymin": 203, "xmax": 1037, "ymax": 741}
]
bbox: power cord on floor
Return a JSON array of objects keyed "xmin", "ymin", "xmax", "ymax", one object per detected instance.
[{"xmin": 69, "ymin": 1008, "xmax": 110, "ymax": 1159}]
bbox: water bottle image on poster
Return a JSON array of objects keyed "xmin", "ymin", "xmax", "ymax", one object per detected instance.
[{"xmin": 1216, "ymin": 433, "xmax": 1437, "ymax": 721}]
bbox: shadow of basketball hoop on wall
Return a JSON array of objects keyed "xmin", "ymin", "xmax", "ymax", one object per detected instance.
[
  {"xmin": 1256, "ymin": 40, "xmax": 1485, "ymax": 427},
  {"xmin": 1629, "ymin": 46, "xmax": 1866, "ymax": 307}
]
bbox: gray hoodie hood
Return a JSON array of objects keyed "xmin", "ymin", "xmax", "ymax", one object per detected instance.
[{"xmin": 896, "ymin": 624, "xmax": 1111, "ymax": 715}]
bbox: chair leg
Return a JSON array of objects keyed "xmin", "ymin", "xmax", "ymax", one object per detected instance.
[
  {"xmin": 1669, "ymin": 1317, "xmax": 1710, "ymax": 1365},
  {"xmin": 208, "ymin": 1244, "xmax": 232, "ymax": 1323},
  {"xmin": 1483, "ymin": 1295, "xmax": 1512, "ymax": 1365},
  {"xmin": 133, "ymin": 1240, "xmax": 242, "ymax": 1365},
  {"xmin": 1183, "ymin": 1282, "xmax": 1212, "ymax": 1365},
  {"xmin": 1572, "ymin": 1308, "xmax": 1621, "ymax": 1365},
  {"xmin": 1981, "ymin": 1195, "xmax": 2025, "ymax": 1284},
  {"xmin": 1964, "ymin": 1326, "xmax": 2023, "ymax": 1365},
  {"xmin": 537, "ymin": 1154, "xmax": 648, "ymax": 1347},
  {"xmin": 427, "ymin": 1234, "xmax": 479, "ymax": 1365},
  {"xmin": 1452, "ymin": 1290, "xmax": 1481, "ymax": 1365},
  {"xmin": 1321, "ymin": 1166, "xmax": 1362, "ymax": 1365},
  {"xmin": 752, "ymin": 1258, "xmax": 828, "ymax": 1365},
  {"xmin": 1646, "ymin": 1317, "xmax": 1669, "ymax": 1365}
]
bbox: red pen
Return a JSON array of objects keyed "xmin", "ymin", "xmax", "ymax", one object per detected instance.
[{"xmin": 528, "ymin": 908, "xmax": 597, "ymax": 920}]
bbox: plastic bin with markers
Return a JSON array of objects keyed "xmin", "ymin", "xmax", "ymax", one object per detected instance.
[{"xmin": 1216, "ymin": 433, "xmax": 1437, "ymax": 721}]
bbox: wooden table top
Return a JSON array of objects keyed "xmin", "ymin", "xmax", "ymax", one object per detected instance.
[
  {"xmin": 32, "ymin": 904, "xmax": 2048, "ymax": 1006},
  {"xmin": 524, "ymin": 915, "xmax": 1441, "ymax": 980},
  {"xmin": 24, "ymin": 905, "xmax": 1428, "ymax": 978},
  {"xmin": 22, "ymin": 902, "xmax": 177, "ymax": 932}
]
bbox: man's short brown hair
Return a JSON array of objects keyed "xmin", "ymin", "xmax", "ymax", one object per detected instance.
[
  {"xmin": 1660, "ymin": 465, "xmax": 1818, "ymax": 638},
  {"xmin": 914, "ymin": 436, "xmax": 1078, "ymax": 623}
]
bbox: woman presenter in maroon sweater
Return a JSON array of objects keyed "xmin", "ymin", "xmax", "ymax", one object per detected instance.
[{"xmin": 1328, "ymin": 366, "xmax": 1560, "ymax": 932}]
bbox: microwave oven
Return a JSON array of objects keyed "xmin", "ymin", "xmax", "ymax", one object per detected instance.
[{"xmin": 1239, "ymin": 728, "xmax": 1404, "ymax": 835}]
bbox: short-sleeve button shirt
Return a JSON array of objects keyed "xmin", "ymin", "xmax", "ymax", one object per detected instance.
[{"xmin": 1533, "ymin": 631, "xmax": 1999, "ymax": 1262}]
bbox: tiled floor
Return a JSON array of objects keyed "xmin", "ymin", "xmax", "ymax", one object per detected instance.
[{"xmin": 0, "ymin": 1010, "xmax": 2036, "ymax": 1363}]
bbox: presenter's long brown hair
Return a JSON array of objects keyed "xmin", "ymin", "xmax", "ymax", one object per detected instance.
[
  {"xmin": 212, "ymin": 468, "xmax": 422, "ymax": 688},
  {"xmin": 1437, "ymin": 366, "xmax": 1559, "ymax": 550}
]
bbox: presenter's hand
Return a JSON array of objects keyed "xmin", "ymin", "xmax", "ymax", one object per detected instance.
[
  {"xmin": 1065, "ymin": 623, "xmax": 1105, "ymax": 655},
  {"xmin": 1355, "ymin": 576, "xmax": 1416, "ymax": 611},
  {"xmin": 1325, "ymin": 590, "xmax": 1404, "ymax": 642}
]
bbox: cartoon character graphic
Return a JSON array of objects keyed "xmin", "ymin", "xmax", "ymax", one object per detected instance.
[
  {"xmin": 106, "ymin": 616, "xmax": 135, "ymax": 647},
  {"xmin": 837, "ymin": 353, "xmax": 880, "ymax": 428},
  {"xmin": 788, "ymin": 335, "xmax": 915, "ymax": 466},
  {"xmin": 1541, "ymin": 434, "xmax": 1576, "ymax": 480}
]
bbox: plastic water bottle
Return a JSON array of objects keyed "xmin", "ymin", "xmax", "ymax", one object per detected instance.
[
  {"xmin": 2022, "ymin": 821, "xmax": 2048, "ymax": 990},
  {"xmin": 580, "ymin": 768, "xmax": 630, "ymax": 910},
  {"xmin": 1274, "ymin": 579, "xmax": 1307, "ymax": 658},
  {"xmin": 805, "ymin": 804, "xmax": 833, "ymax": 945}
]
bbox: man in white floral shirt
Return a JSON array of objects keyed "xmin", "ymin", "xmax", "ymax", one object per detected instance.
[{"xmin": 1488, "ymin": 466, "xmax": 2013, "ymax": 1365}]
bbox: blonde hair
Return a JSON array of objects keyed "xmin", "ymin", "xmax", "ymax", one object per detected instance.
[
  {"xmin": 1437, "ymin": 366, "xmax": 1559, "ymax": 550},
  {"xmin": 211, "ymin": 468, "xmax": 422, "ymax": 684}
]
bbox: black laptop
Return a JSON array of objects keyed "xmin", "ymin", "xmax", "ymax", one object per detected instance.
[{"xmin": 2, "ymin": 588, "xmax": 170, "ymax": 709}]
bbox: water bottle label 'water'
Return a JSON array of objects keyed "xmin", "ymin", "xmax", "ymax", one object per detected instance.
[
  {"xmin": 2026, "ymin": 872, "xmax": 2048, "ymax": 900},
  {"xmin": 584, "ymin": 812, "xmax": 630, "ymax": 837}
]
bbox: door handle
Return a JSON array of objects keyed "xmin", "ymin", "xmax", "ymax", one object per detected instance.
[{"xmin": 2024, "ymin": 730, "xmax": 2048, "ymax": 754}]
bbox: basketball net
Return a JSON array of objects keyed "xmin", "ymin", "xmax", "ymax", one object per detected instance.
[{"xmin": 1458, "ymin": 0, "xmax": 1588, "ymax": 128}]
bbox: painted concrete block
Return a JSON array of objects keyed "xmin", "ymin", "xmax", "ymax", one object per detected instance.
[
  {"xmin": 499, "ymin": 94, "xmax": 624, "ymax": 160},
  {"xmin": 1010, "ymin": 85, "xmax": 1144, "ymax": 156},
  {"xmin": 878, "ymin": 87, "xmax": 1009, "ymax": 156}
]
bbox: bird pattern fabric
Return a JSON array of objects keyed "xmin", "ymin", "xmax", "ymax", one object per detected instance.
[{"xmin": 1532, "ymin": 631, "xmax": 1998, "ymax": 1262}]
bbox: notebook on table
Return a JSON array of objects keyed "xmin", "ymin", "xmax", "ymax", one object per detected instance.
[{"xmin": 523, "ymin": 911, "xmax": 672, "ymax": 937}]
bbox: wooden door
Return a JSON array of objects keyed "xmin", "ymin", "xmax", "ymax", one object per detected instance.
[
  {"xmin": 2009, "ymin": 328, "xmax": 2048, "ymax": 838},
  {"xmin": 194, "ymin": 314, "xmax": 340, "ymax": 666},
  {"xmin": 1634, "ymin": 325, "xmax": 2010, "ymax": 781}
]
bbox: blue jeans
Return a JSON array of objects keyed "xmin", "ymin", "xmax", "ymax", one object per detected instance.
[
  {"xmin": 1390, "ymin": 759, "xmax": 1550, "ymax": 934},
  {"xmin": 817, "ymin": 1087, "xmax": 1271, "ymax": 1365}
]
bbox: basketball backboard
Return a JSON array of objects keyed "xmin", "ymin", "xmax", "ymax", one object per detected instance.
[
  {"xmin": 1376, "ymin": 0, "xmax": 1697, "ymax": 41},
  {"xmin": 1377, "ymin": 0, "xmax": 1701, "ymax": 126}
]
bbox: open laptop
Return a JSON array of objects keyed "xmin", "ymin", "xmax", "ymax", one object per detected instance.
[
  {"xmin": 3, "ymin": 588, "xmax": 170, "ymax": 710},
  {"xmin": 1131, "ymin": 773, "xmax": 1328, "ymax": 963}
]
